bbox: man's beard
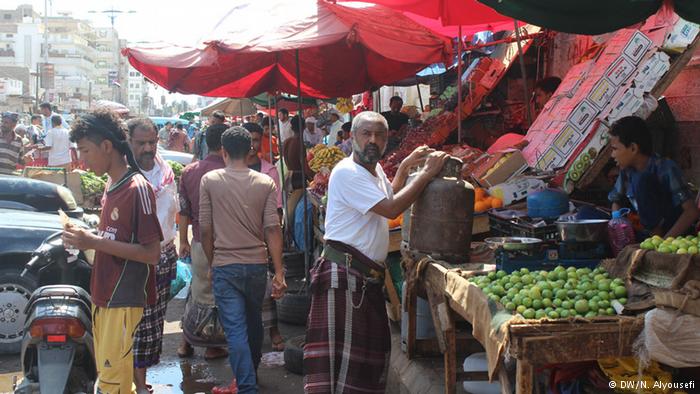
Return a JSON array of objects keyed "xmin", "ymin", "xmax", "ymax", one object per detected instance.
[
  {"xmin": 137, "ymin": 152, "xmax": 155, "ymax": 170},
  {"xmin": 353, "ymin": 139, "xmax": 383, "ymax": 166}
]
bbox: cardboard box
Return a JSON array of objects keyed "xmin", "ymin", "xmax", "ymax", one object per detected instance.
[
  {"xmin": 663, "ymin": 17, "xmax": 700, "ymax": 54},
  {"xmin": 472, "ymin": 150, "xmax": 528, "ymax": 188},
  {"xmin": 567, "ymin": 99, "xmax": 599, "ymax": 132},
  {"xmin": 604, "ymin": 56, "xmax": 636, "ymax": 86},
  {"xmin": 586, "ymin": 77, "xmax": 619, "ymax": 110},
  {"xmin": 607, "ymin": 88, "xmax": 645, "ymax": 122},
  {"xmin": 634, "ymin": 51, "xmax": 670, "ymax": 92},
  {"xmin": 488, "ymin": 177, "xmax": 546, "ymax": 206},
  {"xmin": 534, "ymin": 146, "xmax": 566, "ymax": 171}
]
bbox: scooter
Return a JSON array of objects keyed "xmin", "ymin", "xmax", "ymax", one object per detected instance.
[{"xmin": 13, "ymin": 231, "xmax": 96, "ymax": 394}]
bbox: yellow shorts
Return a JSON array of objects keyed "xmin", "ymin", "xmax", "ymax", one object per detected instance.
[{"xmin": 92, "ymin": 306, "xmax": 144, "ymax": 394}]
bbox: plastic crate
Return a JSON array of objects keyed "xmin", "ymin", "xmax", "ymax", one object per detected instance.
[{"xmin": 488, "ymin": 213, "xmax": 559, "ymax": 242}]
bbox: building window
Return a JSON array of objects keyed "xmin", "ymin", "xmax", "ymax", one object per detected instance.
[{"xmin": 3, "ymin": 14, "xmax": 11, "ymax": 20}]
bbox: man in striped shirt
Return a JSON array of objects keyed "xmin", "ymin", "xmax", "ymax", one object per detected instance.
[{"xmin": 0, "ymin": 112, "xmax": 24, "ymax": 175}]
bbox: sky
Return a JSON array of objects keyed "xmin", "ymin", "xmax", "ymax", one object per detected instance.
[{"xmin": 6, "ymin": 0, "xmax": 235, "ymax": 106}]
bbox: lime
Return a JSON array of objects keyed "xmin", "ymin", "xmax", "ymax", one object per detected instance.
[
  {"xmin": 505, "ymin": 302, "xmax": 516, "ymax": 311},
  {"xmin": 554, "ymin": 265, "xmax": 566, "ymax": 272},
  {"xmin": 584, "ymin": 311, "xmax": 597, "ymax": 318},
  {"xmin": 523, "ymin": 308, "xmax": 535, "ymax": 319},
  {"xmin": 529, "ymin": 286, "xmax": 542, "ymax": 300},
  {"xmin": 599, "ymin": 300, "xmax": 610, "ymax": 309},
  {"xmin": 557, "ymin": 271, "xmax": 568, "ymax": 281},
  {"xmin": 613, "ymin": 286, "xmax": 627, "ymax": 298},
  {"xmin": 561, "ymin": 300, "xmax": 573, "ymax": 309},
  {"xmin": 532, "ymin": 299, "xmax": 543, "ymax": 310},
  {"xmin": 591, "ymin": 296, "xmax": 601, "ymax": 303},
  {"xmin": 560, "ymin": 309, "xmax": 570, "ymax": 318},
  {"xmin": 606, "ymin": 307, "xmax": 615, "ymax": 316},
  {"xmin": 545, "ymin": 307, "xmax": 554, "ymax": 314},
  {"xmin": 510, "ymin": 275, "xmax": 521, "ymax": 284},
  {"xmin": 487, "ymin": 272, "xmax": 497, "ymax": 280},
  {"xmin": 520, "ymin": 268, "xmax": 530, "ymax": 274},
  {"xmin": 553, "ymin": 298, "xmax": 563, "ymax": 307},
  {"xmin": 678, "ymin": 248, "xmax": 688, "ymax": 254},
  {"xmin": 489, "ymin": 294, "xmax": 500, "ymax": 302},
  {"xmin": 689, "ymin": 246, "xmax": 699, "ymax": 254},
  {"xmin": 588, "ymin": 300, "xmax": 599, "ymax": 311},
  {"xmin": 542, "ymin": 298, "xmax": 553, "ymax": 308},
  {"xmin": 522, "ymin": 297, "xmax": 533, "ymax": 308},
  {"xmin": 493, "ymin": 285, "xmax": 505, "ymax": 296},
  {"xmin": 555, "ymin": 289, "xmax": 567, "ymax": 300},
  {"xmin": 496, "ymin": 270, "xmax": 507, "ymax": 278},
  {"xmin": 535, "ymin": 310, "xmax": 546, "ymax": 319},
  {"xmin": 598, "ymin": 291, "xmax": 609, "ymax": 300},
  {"xmin": 597, "ymin": 280, "xmax": 611, "ymax": 291},
  {"xmin": 516, "ymin": 305, "xmax": 526, "ymax": 314},
  {"xmin": 651, "ymin": 238, "xmax": 662, "ymax": 247},
  {"xmin": 541, "ymin": 289, "xmax": 553, "ymax": 299},
  {"xmin": 585, "ymin": 290, "xmax": 598, "ymax": 299},
  {"xmin": 521, "ymin": 275, "xmax": 533, "ymax": 285},
  {"xmin": 658, "ymin": 246, "xmax": 672, "ymax": 254},
  {"xmin": 574, "ymin": 300, "xmax": 589, "ymax": 313},
  {"xmin": 618, "ymin": 297, "xmax": 627, "ymax": 305},
  {"xmin": 598, "ymin": 308, "xmax": 607, "ymax": 316},
  {"xmin": 547, "ymin": 311, "xmax": 559, "ymax": 319}
]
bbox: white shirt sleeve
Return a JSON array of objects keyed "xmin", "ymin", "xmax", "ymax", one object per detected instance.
[
  {"xmin": 334, "ymin": 166, "xmax": 388, "ymax": 215},
  {"xmin": 43, "ymin": 129, "xmax": 54, "ymax": 147}
]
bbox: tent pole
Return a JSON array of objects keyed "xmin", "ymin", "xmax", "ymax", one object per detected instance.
[
  {"xmin": 457, "ymin": 25, "xmax": 463, "ymax": 144},
  {"xmin": 267, "ymin": 94, "xmax": 274, "ymax": 164},
  {"xmin": 295, "ymin": 49, "xmax": 310, "ymax": 284},
  {"xmin": 275, "ymin": 91, "xmax": 288, "ymax": 233},
  {"xmin": 416, "ymin": 84, "xmax": 424, "ymax": 112},
  {"xmin": 240, "ymin": 100, "xmax": 244, "ymax": 123},
  {"xmin": 514, "ymin": 20, "xmax": 532, "ymax": 126}
]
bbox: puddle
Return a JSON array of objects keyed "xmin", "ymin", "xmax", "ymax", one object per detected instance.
[{"xmin": 148, "ymin": 359, "xmax": 233, "ymax": 394}]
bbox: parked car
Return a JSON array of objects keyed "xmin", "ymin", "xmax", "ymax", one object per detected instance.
[
  {"xmin": 158, "ymin": 146, "xmax": 193, "ymax": 165},
  {"xmin": 0, "ymin": 208, "xmax": 91, "ymax": 354},
  {"xmin": 0, "ymin": 175, "xmax": 83, "ymax": 219}
]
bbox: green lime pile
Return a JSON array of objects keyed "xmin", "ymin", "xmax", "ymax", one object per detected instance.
[
  {"xmin": 469, "ymin": 266, "xmax": 627, "ymax": 320},
  {"xmin": 639, "ymin": 234, "xmax": 700, "ymax": 254}
]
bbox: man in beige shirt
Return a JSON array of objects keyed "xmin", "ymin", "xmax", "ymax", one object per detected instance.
[{"xmin": 199, "ymin": 126, "xmax": 286, "ymax": 393}]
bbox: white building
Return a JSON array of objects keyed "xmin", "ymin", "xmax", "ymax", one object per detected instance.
[{"xmin": 127, "ymin": 65, "xmax": 148, "ymax": 114}]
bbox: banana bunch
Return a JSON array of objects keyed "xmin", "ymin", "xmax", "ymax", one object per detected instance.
[
  {"xmin": 335, "ymin": 98, "xmax": 354, "ymax": 114},
  {"xmin": 309, "ymin": 145, "xmax": 346, "ymax": 172}
]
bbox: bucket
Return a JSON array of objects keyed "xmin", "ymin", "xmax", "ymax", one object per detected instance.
[{"xmin": 462, "ymin": 353, "xmax": 501, "ymax": 394}]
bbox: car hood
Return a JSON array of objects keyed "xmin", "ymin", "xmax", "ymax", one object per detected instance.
[{"xmin": 0, "ymin": 208, "xmax": 86, "ymax": 230}]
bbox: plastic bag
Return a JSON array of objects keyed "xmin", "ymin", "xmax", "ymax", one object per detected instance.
[
  {"xmin": 294, "ymin": 197, "xmax": 313, "ymax": 252},
  {"xmin": 634, "ymin": 307, "xmax": 700, "ymax": 368},
  {"xmin": 170, "ymin": 259, "xmax": 192, "ymax": 300}
]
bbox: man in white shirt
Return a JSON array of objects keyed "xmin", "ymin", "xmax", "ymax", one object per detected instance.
[
  {"xmin": 39, "ymin": 102, "xmax": 68, "ymax": 132},
  {"xmin": 278, "ymin": 108, "xmax": 293, "ymax": 142},
  {"xmin": 302, "ymin": 116, "xmax": 323, "ymax": 147},
  {"xmin": 304, "ymin": 111, "xmax": 448, "ymax": 393},
  {"xmin": 323, "ymin": 110, "xmax": 344, "ymax": 146},
  {"xmin": 37, "ymin": 115, "xmax": 72, "ymax": 169},
  {"xmin": 127, "ymin": 118, "xmax": 179, "ymax": 394}
]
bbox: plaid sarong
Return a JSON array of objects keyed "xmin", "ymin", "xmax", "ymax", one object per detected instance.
[
  {"xmin": 262, "ymin": 272, "xmax": 278, "ymax": 329},
  {"xmin": 133, "ymin": 242, "xmax": 177, "ymax": 368},
  {"xmin": 304, "ymin": 258, "xmax": 390, "ymax": 394}
]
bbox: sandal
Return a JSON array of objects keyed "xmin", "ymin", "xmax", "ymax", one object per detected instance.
[
  {"xmin": 271, "ymin": 335, "xmax": 285, "ymax": 351},
  {"xmin": 177, "ymin": 342, "xmax": 194, "ymax": 358},
  {"xmin": 204, "ymin": 347, "xmax": 229, "ymax": 360}
]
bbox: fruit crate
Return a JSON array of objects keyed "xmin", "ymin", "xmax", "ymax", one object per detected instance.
[{"xmin": 488, "ymin": 210, "xmax": 559, "ymax": 242}]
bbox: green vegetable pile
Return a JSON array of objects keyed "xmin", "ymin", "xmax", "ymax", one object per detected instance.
[
  {"xmin": 167, "ymin": 160, "xmax": 184, "ymax": 182},
  {"xmin": 80, "ymin": 171, "xmax": 108, "ymax": 197},
  {"xmin": 469, "ymin": 266, "xmax": 628, "ymax": 320}
]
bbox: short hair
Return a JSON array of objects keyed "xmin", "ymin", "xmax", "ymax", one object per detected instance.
[
  {"xmin": 176, "ymin": 123, "xmax": 184, "ymax": 130},
  {"xmin": 221, "ymin": 126, "xmax": 252, "ymax": 160},
  {"xmin": 31, "ymin": 114, "xmax": 42, "ymax": 122},
  {"xmin": 341, "ymin": 121, "xmax": 352, "ymax": 133},
  {"xmin": 279, "ymin": 108, "xmax": 289, "ymax": 116},
  {"xmin": 211, "ymin": 110, "xmax": 225, "ymax": 121},
  {"xmin": 256, "ymin": 112, "xmax": 264, "ymax": 118},
  {"xmin": 39, "ymin": 102, "xmax": 52, "ymax": 111},
  {"xmin": 51, "ymin": 115, "xmax": 62, "ymax": 127},
  {"xmin": 389, "ymin": 96, "xmax": 403, "ymax": 105},
  {"xmin": 242, "ymin": 122, "xmax": 263, "ymax": 135},
  {"xmin": 126, "ymin": 117, "xmax": 157, "ymax": 137},
  {"xmin": 290, "ymin": 115, "xmax": 303, "ymax": 134},
  {"xmin": 535, "ymin": 77, "xmax": 562, "ymax": 94},
  {"xmin": 351, "ymin": 111, "xmax": 388, "ymax": 135},
  {"xmin": 609, "ymin": 116, "xmax": 653, "ymax": 156},
  {"xmin": 205, "ymin": 123, "xmax": 228, "ymax": 151}
]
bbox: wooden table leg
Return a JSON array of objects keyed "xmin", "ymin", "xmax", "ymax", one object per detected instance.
[
  {"xmin": 443, "ymin": 307, "xmax": 457, "ymax": 394},
  {"xmin": 405, "ymin": 278, "xmax": 417, "ymax": 359},
  {"xmin": 516, "ymin": 360, "xmax": 534, "ymax": 394}
]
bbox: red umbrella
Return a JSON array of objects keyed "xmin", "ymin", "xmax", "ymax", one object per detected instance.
[{"xmin": 122, "ymin": 0, "xmax": 452, "ymax": 99}]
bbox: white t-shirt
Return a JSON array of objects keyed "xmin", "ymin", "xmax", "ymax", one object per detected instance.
[
  {"xmin": 324, "ymin": 156, "xmax": 393, "ymax": 262},
  {"xmin": 303, "ymin": 128, "xmax": 323, "ymax": 146},
  {"xmin": 44, "ymin": 127, "xmax": 72, "ymax": 166},
  {"xmin": 142, "ymin": 162, "xmax": 178, "ymax": 245},
  {"xmin": 279, "ymin": 119, "xmax": 293, "ymax": 142}
]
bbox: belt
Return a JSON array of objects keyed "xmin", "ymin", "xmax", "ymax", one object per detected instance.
[{"xmin": 322, "ymin": 244, "xmax": 385, "ymax": 281}]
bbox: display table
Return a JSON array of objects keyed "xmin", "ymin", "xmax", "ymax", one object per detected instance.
[{"xmin": 403, "ymin": 258, "xmax": 645, "ymax": 394}]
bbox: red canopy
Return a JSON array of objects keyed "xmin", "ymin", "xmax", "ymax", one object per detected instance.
[
  {"xmin": 349, "ymin": 0, "xmax": 513, "ymax": 27},
  {"xmin": 122, "ymin": 1, "xmax": 452, "ymax": 99}
]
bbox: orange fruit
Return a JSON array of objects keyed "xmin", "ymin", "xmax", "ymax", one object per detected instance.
[
  {"xmin": 475, "ymin": 188, "xmax": 488, "ymax": 200},
  {"xmin": 490, "ymin": 197, "xmax": 504, "ymax": 209},
  {"xmin": 474, "ymin": 201, "xmax": 490, "ymax": 213},
  {"xmin": 483, "ymin": 196, "xmax": 493, "ymax": 207}
]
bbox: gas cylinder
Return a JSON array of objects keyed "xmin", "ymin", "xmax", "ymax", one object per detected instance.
[{"xmin": 409, "ymin": 157, "xmax": 474, "ymax": 263}]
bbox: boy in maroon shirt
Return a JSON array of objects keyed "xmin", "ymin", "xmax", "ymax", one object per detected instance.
[{"xmin": 63, "ymin": 109, "xmax": 162, "ymax": 394}]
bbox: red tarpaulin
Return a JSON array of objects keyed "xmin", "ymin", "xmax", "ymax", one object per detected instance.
[
  {"xmin": 122, "ymin": 0, "xmax": 452, "ymax": 99},
  {"xmin": 349, "ymin": 0, "xmax": 514, "ymax": 27},
  {"xmin": 403, "ymin": 11, "xmax": 517, "ymax": 38}
]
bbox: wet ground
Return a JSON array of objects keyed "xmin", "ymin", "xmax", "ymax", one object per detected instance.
[{"xmin": 0, "ymin": 296, "xmax": 307, "ymax": 393}]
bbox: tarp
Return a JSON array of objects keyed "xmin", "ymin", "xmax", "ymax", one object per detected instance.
[
  {"xmin": 122, "ymin": 0, "xmax": 452, "ymax": 99},
  {"xmin": 354, "ymin": 0, "xmax": 513, "ymax": 27},
  {"xmin": 478, "ymin": 0, "xmax": 700, "ymax": 35},
  {"xmin": 200, "ymin": 97, "xmax": 257, "ymax": 117}
]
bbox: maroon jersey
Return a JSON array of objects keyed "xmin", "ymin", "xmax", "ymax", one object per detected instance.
[{"xmin": 92, "ymin": 171, "xmax": 163, "ymax": 308}]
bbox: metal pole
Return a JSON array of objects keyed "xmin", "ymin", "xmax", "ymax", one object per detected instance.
[
  {"xmin": 275, "ymin": 91, "xmax": 288, "ymax": 232},
  {"xmin": 267, "ymin": 95, "xmax": 274, "ymax": 164},
  {"xmin": 457, "ymin": 25, "xmax": 463, "ymax": 144},
  {"xmin": 514, "ymin": 20, "xmax": 533, "ymax": 126},
  {"xmin": 295, "ymin": 50, "xmax": 310, "ymax": 282},
  {"xmin": 416, "ymin": 84, "xmax": 424, "ymax": 112},
  {"xmin": 240, "ymin": 100, "xmax": 244, "ymax": 123}
]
